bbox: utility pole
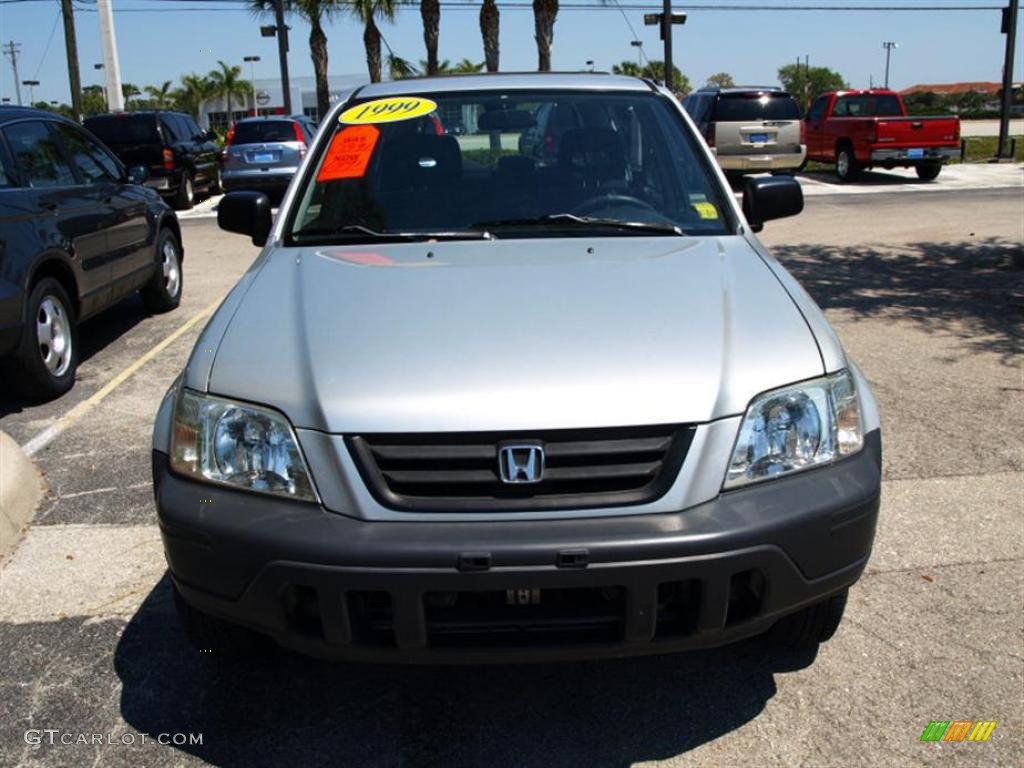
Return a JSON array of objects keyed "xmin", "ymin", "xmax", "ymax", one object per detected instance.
[
  {"xmin": 997, "ymin": 0, "xmax": 1019, "ymax": 159},
  {"xmin": 60, "ymin": 0, "xmax": 83, "ymax": 119},
  {"xmin": 3, "ymin": 41, "xmax": 22, "ymax": 105},
  {"xmin": 883, "ymin": 41, "xmax": 898, "ymax": 89},
  {"xmin": 97, "ymin": 0, "xmax": 124, "ymax": 110},
  {"xmin": 643, "ymin": 6, "xmax": 686, "ymax": 92},
  {"xmin": 273, "ymin": 0, "xmax": 292, "ymax": 114}
]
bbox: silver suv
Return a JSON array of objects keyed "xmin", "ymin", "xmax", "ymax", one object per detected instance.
[
  {"xmin": 684, "ymin": 87, "xmax": 806, "ymax": 176},
  {"xmin": 221, "ymin": 115, "xmax": 317, "ymax": 197},
  {"xmin": 154, "ymin": 74, "xmax": 881, "ymax": 664}
]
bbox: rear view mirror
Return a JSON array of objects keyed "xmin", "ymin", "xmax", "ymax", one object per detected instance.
[
  {"xmin": 218, "ymin": 191, "xmax": 273, "ymax": 246},
  {"xmin": 127, "ymin": 164, "xmax": 148, "ymax": 185},
  {"xmin": 742, "ymin": 176, "xmax": 803, "ymax": 233},
  {"xmin": 477, "ymin": 110, "xmax": 536, "ymax": 132}
]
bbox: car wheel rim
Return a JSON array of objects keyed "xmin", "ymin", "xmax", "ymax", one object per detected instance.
[
  {"xmin": 837, "ymin": 152, "xmax": 848, "ymax": 177},
  {"xmin": 162, "ymin": 240, "xmax": 181, "ymax": 297},
  {"xmin": 37, "ymin": 295, "xmax": 72, "ymax": 377},
  {"xmin": 185, "ymin": 177, "xmax": 193, "ymax": 203}
]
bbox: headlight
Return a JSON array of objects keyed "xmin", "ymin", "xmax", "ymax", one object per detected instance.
[
  {"xmin": 724, "ymin": 370, "xmax": 863, "ymax": 489},
  {"xmin": 170, "ymin": 389, "xmax": 318, "ymax": 501}
]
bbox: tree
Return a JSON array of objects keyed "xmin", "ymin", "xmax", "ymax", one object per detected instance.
[
  {"xmin": 350, "ymin": 0, "xmax": 399, "ymax": 83},
  {"xmin": 421, "ymin": 0, "xmax": 441, "ymax": 76},
  {"xmin": 174, "ymin": 73, "xmax": 214, "ymax": 121},
  {"xmin": 144, "ymin": 80, "xmax": 175, "ymax": 109},
  {"xmin": 532, "ymin": 0, "xmax": 558, "ymax": 72},
  {"xmin": 479, "ymin": 0, "xmax": 499, "ymax": 73},
  {"xmin": 453, "ymin": 58, "xmax": 485, "ymax": 74},
  {"xmin": 82, "ymin": 85, "xmax": 108, "ymax": 115},
  {"xmin": 420, "ymin": 58, "xmax": 451, "ymax": 74},
  {"xmin": 122, "ymin": 83, "xmax": 141, "ymax": 109},
  {"xmin": 251, "ymin": 0, "xmax": 340, "ymax": 118},
  {"xmin": 207, "ymin": 61, "xmax": 251, "ymax": 123},
  {"xmin": 777, "ymin": 64, "xmax": 847, "ymax": 110},
  {"xmin": 705, "ymin": 72, "xmax": 734, "ymax": 88},
  {"xmin": 388, "ymin": 54, "xmax": 419, "ymax": 80},
  {"xmin": 611, "ymin": 60, "xmax": 690, "ymax": 96}
]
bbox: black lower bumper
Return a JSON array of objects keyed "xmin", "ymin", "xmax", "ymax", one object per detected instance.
[{"xmin": 155, "ymin": 430, "xmax": 881, "ymax": 663}]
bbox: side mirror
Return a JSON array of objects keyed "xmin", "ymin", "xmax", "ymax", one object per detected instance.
[
  {"xmin": 742, "ymin": 176, "xmax": 803, "ymax": 233},
  {"xmin": 218, "ymin": 191, "xmax": 273, "ymax": 246},
  {"xmin": 127, "ymin": 164, "xmax": 149, "ymax": 185}
]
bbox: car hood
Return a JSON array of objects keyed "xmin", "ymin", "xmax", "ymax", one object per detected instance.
[{"xmin": 205, "ymin": 236, "xmax": 826, "ymax": 433}]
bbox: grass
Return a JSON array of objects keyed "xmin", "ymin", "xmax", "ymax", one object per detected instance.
[{"xmin": 954, "ymin": 135, "xmax": 1024, "ymax": 163}]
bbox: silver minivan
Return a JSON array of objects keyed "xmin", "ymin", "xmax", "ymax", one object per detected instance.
[
  {"xmin": 154, "ymin": 74, "xmax": 880, "ymax": 664},
  {"xmin": 684, "ymin": 87, "xmax": 806, "ymax": 176},
  {"xmin": 221, "ymin": 115, "xmax": 317, "ymax": 196}
]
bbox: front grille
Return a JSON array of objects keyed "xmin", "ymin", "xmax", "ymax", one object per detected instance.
[{"xmin": 347, "ymin": 424, "xmax": 694, "ymax": 512}]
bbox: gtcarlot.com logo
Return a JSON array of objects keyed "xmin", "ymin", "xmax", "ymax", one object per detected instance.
[
  {"xmin": 24, "ymin": 730, "xmax": 203, "ymax": 747},
  {"xmin": 920, "ymin": 721, "xmax": 997, "ymax": 742}
]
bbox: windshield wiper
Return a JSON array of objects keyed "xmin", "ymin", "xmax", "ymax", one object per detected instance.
[
  {"xmin": 470, "ymin": 213, "xmax": 685, "ymax": 236},
  {"xmin": 293, "ymin": 223, "xmax": 494, "ymax": 242}
]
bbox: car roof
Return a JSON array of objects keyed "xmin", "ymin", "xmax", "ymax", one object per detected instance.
[
  {"xmin": 0, "ymin": 105, "xmax": 77, "ymax": 127},
  {"xmin": 698, "ymin": 86, "xmax": 784, "ymax": 95},
  {"xmin": 356, "ymin": 72, "xmax": 654, "ymax": 99},
  {"xmin": 84, "ymin": 111, "xmax": 186, "ymax": 119},
  {"xmin": 235, "ymin": 115, "xmax": 306, "ymax": 123}
]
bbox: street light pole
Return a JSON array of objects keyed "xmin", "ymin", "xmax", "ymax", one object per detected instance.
[
  {"xmin": 631, "ymin": 40, "xmax": 643, "ymax": 68},
  {"xmin": 882, "ymin": 41, "xmax": 898, "ymax": 89},
  {"xmin": 996, "ymin": 0, "xmax": 1019, "ymax": 159},
  {"xmin": 244, "ymin": 55, "xmax": 260, "ymax": 116},
  {"xmin": 22, "ymin": 79, "xmax": 39, "ymax": 104},
  {"xmin": 643, "ymin": 7, "xmax": 686, "ymax": 91},
  {"xmin": 273, "ymin": 0, "xmax": 292, "ymax": 114}
]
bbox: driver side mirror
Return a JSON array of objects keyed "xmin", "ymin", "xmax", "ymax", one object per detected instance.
[
  {"xmin": 218, "ymin": 191, "xmax": 273, "ymax": 246},
  {"xmin": 742, "ymin": 176, "xmax": 803, "ymax": 233}
]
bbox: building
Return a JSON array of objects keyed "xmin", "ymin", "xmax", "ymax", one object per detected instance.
[{"xmin": 199, "ymin": 73, "xmax": 369, "ymax": 129}]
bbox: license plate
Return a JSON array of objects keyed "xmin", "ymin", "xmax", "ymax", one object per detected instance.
[
  {"xmin": 750, "ymin": 133, "xmax": 769, "ymax": 144},
  {"xmin": 907, "ymin": 148, "xmax": 924, "ymax": 159},
  {"xmin": 253, "ymin": 153, "xmax": 274, "ymax": 163}
]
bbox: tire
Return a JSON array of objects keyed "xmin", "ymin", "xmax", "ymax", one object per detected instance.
[
  {"xmin": 173, "ymin": 585, "xmax": 262, "ymax": 658},
  {"xmin": 140, "ymin": 230, "xmax": 183, "ymax": 313},
  {"xmin": 4, "ymin": 277, "xmax": 79, "ymax": 400},
  {"xmin": 209, "ymin": 164, "xmax": 223, "ymax": 195},
  {"xmin": 835, "ymin": 145, "xmax": 860, "ymax": 182},
  {"xmin": 915, "ymin": 162, "xmax": 942, "ymax": 181},
  {"xmin": 767, "ymin": 589, "xmax": 848, "ymax": 651},
  {"xmin": 172, "ymin": 171, "xmax": 195, "ymax": 210}
]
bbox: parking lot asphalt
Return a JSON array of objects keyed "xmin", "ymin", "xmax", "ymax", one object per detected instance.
[{"xmin": 0, "ymin": 186, "xmax": 1021, "ymax": 767}]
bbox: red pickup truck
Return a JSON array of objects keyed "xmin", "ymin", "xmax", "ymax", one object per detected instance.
[{"xmin": 803, "ymin": 89, "xmax": 960, "ymax": 182}]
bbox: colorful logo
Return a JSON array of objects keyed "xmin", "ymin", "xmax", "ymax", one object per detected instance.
[{"xmin": 920, "ymin": 721, "xmax": 997, "ymax": 742}]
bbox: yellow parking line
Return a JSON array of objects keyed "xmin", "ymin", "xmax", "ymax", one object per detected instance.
[{"xmin": 22, "ymin": 297, "xmax": 222, "ymax": 458}]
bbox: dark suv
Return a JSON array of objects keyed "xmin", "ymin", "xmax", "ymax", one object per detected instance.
[
  {"xmin": 84, "ymin": 111, "xmax": 221, "ymax": 210},
  {"xmin": 0, "ymin": 107, "xmax": 183, "ymax": 398}
]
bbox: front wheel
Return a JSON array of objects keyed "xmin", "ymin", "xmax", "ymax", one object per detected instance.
[
  {"xmin": 140, "ymin": 230, "xmax": 183, "ymax": 313},
  {"xmin": 915, "ymin": 162, "xmax": 942, "ymax": 181},
  {"xmin": 767, "ymin": 589, "xmax": 848, "ymax": 651},
  {"xmin": 835, "ymin": 146, "xmax": 860, "ymax": 182},
  {"xmin": 4, "ymin": 277, "xmax": 79, "ymax": 400}
]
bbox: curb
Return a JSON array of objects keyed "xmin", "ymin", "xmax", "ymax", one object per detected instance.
[{"xmin": 0, "ymin": 430, "xmax": 43, "ymax": 561}]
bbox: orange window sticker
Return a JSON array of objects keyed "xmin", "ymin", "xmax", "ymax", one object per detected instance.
[{"xmin": 317, "ymin": 125, "xmax": 380, "ymax": 182}]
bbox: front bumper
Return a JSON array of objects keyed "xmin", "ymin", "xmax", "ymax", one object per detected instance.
[
  {"xmin": 869, "ymin": 146, "xmax": 959, "ymax": 163},
  {"xmin": 155, "ymin": 430, "xmax": 881, "ymax": 663}
]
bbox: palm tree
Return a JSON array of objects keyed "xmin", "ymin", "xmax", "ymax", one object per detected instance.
[
  {"xmin": 421, "ymin": 0, "xmax": 441, "ymax": 76},
  {"xmin": 251, "ymin": 0, "xmax": 339, "ymax": 119},
  {"xmin": 350, "ymin": 0, "xmax": 399, "ymax": 83},
  {"xmin": 208, "ymin": 61, "xmax": 251, "ymax": 124},
  {"xmin": 387, "ymin": 54, "xmax": 419, "ymax": 80},
  {"xmin": 122, "ymin": 83, "xmax": 141, "ymax": 110},
  {"xmin": 174, "ymin": 73, "xmax": 214, "ymax": 122},
  {"xmin": 479, "ymin": 0, "xmax": 499, "ymax": 73},
  {"xmin": 452, "ymin": 58, "xmax": 485, "ymax": 74},
  {"xmin": 419, "ymin": 58, "xmax": 451, "ymax": 74},
  {"xmin": 532, "ymin": 0, "xmax": 558, "ymax": 71},
  {"xmin": 144, "ymin": 80, "xmax": 174, "ymax": 109}
]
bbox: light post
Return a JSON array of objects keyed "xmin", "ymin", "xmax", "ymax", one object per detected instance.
[
  {"xmin": 94, "ymin": 63, "xmax": 108, "ymax": 109},
  {"xmin": 22, "ymin": 79, "xmax": 39, "ymax": 104},
  {"xmin": 586, "ymin": 60, "xmax": 594, "ymax": 73},
  {"xmin": 630, "ymin": 40, "xmax": 643, "ymax": 69},
  {"xmin": 244, "ymin": 55, "xmax": 260, "ymax": 115},
  {"xmin": 882, "ymin": 41, "xmax": 898, "ymax": 89}
]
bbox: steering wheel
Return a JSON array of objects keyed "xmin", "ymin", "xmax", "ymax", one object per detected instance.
[{"xmin": 571, "ymin": 193, "xmax": 659, "ymax": 217}]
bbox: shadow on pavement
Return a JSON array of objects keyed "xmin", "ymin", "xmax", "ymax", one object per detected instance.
[
  {"xmin": 773, "ymin": 237, "xmax": 1023, "ymax": 363},
  {"xmin": 116, "ymin": 575, "xmax": 816, "ymax": 768}
]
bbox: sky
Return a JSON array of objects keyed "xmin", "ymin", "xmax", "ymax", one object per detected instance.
[{"xmin": 0, "ymin": 0, "xmax": 1021, "ymax": 106}]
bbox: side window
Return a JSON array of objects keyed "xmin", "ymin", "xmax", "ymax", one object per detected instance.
[
  {"xmin": 54, "ymin": 123, "xmax": 120, "ymax": 184},
  {"xmin": 808, "ymin": 97, "xmax": 829, "ymax": 122},
  {"xmin": 159, "ymin": 115, "xmax": 181, "ymax": 143},
  {"xmin": 3, "ymin": 121, "xmax": 76, "ymax": 188},
  {"xmin": 832, "ymin": 98, "xmax": 848, "ymax": 117},
  {"xmin": 0, "ymin": 144, "xmax": 13, "ymax": 187},
  {"xmin": 182, "ymin": 116, "xmax": 202, "ymax": 140}
]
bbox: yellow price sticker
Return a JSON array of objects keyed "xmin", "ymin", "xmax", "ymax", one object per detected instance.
[
  {"xmin": 339, "ymin": 96, "xmax": 438, "ymax": 126},
  {"xmin": 693, "ymin": 202, "xmax": 719, "ymax": 220}
]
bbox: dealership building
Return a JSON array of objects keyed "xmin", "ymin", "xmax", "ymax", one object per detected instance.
[{"xmin": 198, "ymin": 74, "xmax": 369, "ymax": 129}]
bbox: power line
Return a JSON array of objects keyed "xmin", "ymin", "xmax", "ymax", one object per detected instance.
[
  {"xmin": 62, "ymin": 3, "xmax": 1010, "ymax": 11},
  {"xmin": 32, "ymin": 9, "xmax": 62, "ymax": 79}
]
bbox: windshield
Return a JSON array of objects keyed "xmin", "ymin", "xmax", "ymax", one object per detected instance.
[
  {"xmin": 84, "ymin": 115, "xmax": 160, "ymax": 145},
  {"xmin": 233, "ymin": 120, "xmax": 298, "ymax": 144},
  {"xmin": 713, "ymin": 93, "xmax": 801, "ymax": 122},
  {"xmin": 287, "ymin": 89, "xmax": 733, "ymax": 243}
]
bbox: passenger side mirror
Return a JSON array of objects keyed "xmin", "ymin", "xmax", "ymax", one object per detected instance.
[
  {"xmin": 218, "ymin": 191, "xmax": 273, "ymax": 246},
  {"xmin": 127, "ymin": 164, "xmax": 149, "ymax": 185},
  {"xmin": 742, "ymin": 176, "xmax": 803, "ymax": 233}
]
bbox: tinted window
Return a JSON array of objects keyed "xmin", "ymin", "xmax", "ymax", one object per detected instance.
[
  {"xmin": 833, "ymin": 95, "xmax": 902, "ymax": 117},
  {"xmin": 181, "ymin": 116, "xmax": 203, "ymax": 139},
  {"xmin": 55, "ymin": 124, "xmax": 121, "ymax": 184},
  {"xmin": 807, "ymin": 96, "xmax": 829, "ymax": 122},
  {"xmin": 0, "ymin": 146, "xmax": 13, "ymax": 187},
  {"xmin": 713, "ymin": 93, "xmax": 801, "ymax": 121},
  {"xmin": 4, "ymin": 121, "xmax": 76, "ymax": 188},
  {"xmin": 289, "ymin": 89, "xmax": 733, "ymax": 242},
  {"xmin": 84, "ymin": 114, "xmax": 161, "ymax": 145},
  {"xmin": 233, "ymin": 121, "xmax": 299, "ymax": 144},
  {"xmin": 160, "ymin": 115, "xmax": 184, "ymax": 142}
]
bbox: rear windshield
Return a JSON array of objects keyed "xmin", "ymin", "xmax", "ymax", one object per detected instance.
[
  {"xmin": 713, "ymin": 94, "xmax": 801, "ymax": 122},
  {"xmin": 233, "ymin": 121, "xmax": 297, "ymax": 144},
  {"xmin": 833, "ymin": 95, "xmax": 903, "ymax": 117},
  {"xmin": 83, "ymin": 115, "xmax": 160, "ymax": 145},
  {"xmin": 287, "ymin": 89, "xmax": 734, "ymax": 244}
]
